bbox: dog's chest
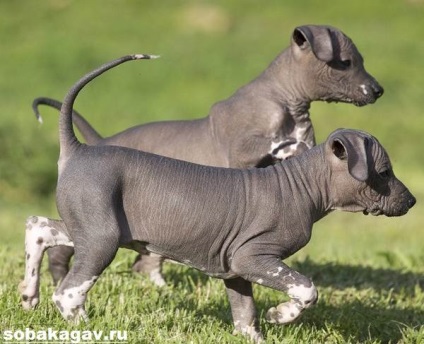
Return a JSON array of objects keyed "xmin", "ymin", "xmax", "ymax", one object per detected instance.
[
  {"xmin": 273, "ymin": 196, "xmax": 314, "ymax": 258},
  {"xmin": 281, "ymin": 230, "xmax": 312, "ymax": 258},
  {"xmin": 267, "ymin": 110, "xmax": 314, "ymax": 160}
]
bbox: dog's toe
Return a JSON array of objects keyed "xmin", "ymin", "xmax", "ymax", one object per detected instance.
[{"xmin": 265, "ymin": 301, "xmax": 302, "ymax": 324}]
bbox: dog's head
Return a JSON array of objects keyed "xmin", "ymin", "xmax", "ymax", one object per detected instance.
[
  {"xmin": 325, "ymin": 129, "xmax": 416, "ymax": 217},
  {"xmin": 291, "ymin": 25, "xmax": 384, "ymax": 106}
]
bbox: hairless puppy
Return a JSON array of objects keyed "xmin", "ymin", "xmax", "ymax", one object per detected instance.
[
  {"xmin": 32, "ymin": 25, "xmax": 383, "ymax": 286},
  {"xmin": 20, "ymin": 55, "xmax": 413, "ymax": 342}
]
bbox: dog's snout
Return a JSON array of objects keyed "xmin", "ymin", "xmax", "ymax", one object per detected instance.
[
  {"xmin": 408, "ymin": 196, "xmax": 416, "ymax": 209},
  {"xmin": 372, "ymin": 83, "xmax": 384, "ymax": 98},
  {"xmin": 356, "ymin": 82, "xmax": 384, "ymax": 106}
]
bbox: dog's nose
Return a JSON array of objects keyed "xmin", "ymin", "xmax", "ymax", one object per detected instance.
[
  {"xmin": 372, "ymin": 84, "xmax": 384, "ymax": 98},
  {"xmin": 408, "ymin": 196, "xmax": 416, "ymax": 209}
]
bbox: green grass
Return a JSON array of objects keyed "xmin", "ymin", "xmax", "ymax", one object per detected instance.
[
  {"xmin": 2, "ymin": 228, "xmax": 424, "ymax": 343},
  {"xmin": 1, "ymin": 0, "xmax": 424, "ymax": 343}
]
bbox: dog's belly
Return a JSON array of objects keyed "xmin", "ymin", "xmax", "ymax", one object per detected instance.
[
  {"xmin": 145, "ymin": 243, "xmax": 238, "ymax": 279},
  {"xmin": 122, "ymin": 204, "xmax": 241, "ymax": 277},
  {"xmin": 123, "ymin": 237, "xmax": 236, "ymax": 278}
]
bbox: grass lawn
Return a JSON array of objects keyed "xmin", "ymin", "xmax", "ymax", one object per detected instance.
[
  {"xmin": 2, "ymin": 210, "xmax": 423, "ymax": 343},
  {"xmin": 1, "ymin": 1, "xmax": 423, "ymax": 343}
]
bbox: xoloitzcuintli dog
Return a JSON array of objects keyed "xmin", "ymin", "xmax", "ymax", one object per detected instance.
[
  {"xmin": 32, "ymin": 25, "xmax": 384, "ymax": 286},
  {"xmin": 20, "ymin": 55, "xmax": 413, "ymax": 343}
]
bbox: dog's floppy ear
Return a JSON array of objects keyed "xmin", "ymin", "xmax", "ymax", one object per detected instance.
[
  {"xmin": 329, "ymin": 130, "xmax": 369, "ymax": 182},
  {"xmin": 292, "ymin": 25, "xmax": 334, "ymax": 62}
]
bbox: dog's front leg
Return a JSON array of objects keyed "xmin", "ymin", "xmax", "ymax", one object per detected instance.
[
  {"xmin": 264, "ymin": 266, "xmax": 318, "ymax": 325},
  {"xmin": 224, "ymin": 278, "xmax": 263, "ymax": 343},
  {"xmin": 232, "ymin": 255, "xmax": 318, "ymax": 325}
]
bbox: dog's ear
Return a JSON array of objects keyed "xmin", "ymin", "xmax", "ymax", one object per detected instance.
[
  {"xmin": 292, "ymin": 25, "xmax": 334, "ymax": 62},
  {"xmin": 329, "ymin": 131, "xmax": 369, "ymax": 182}
]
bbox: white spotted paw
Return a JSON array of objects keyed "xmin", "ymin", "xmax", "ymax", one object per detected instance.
[
  {"xmin": 265, "ymin": 301, "xmax": 302, "ymax": 324},
  {"xmin": 19, "ymin": 281, "xmax": 39, "ymax": 310},
  {"xmin": 68, "ymin": 307, "xmax": 88, "ymax": 324},
  {"xmin": 53, "ymin": 296, "xmax": 88, "ymax": 324}
]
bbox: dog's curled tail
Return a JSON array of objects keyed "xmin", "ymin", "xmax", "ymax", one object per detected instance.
[
  {"xmin": 33, "ymin": 97, "xmax": 103, "ymax": 144},
  {"xmin": 59, "ymin": 54, "xmax": 159, "ymax": 157}
]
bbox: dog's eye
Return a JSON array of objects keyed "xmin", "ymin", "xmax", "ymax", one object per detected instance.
[
  {"xmin": 337, "ymin": 60, "xmax": 352, "ymax": 70},
  {"xmin": 340, "ymin": 59, "xmax": 351, "ymax": 68},
  {"xmin": 328, "ymin": 59, "xmax": 351, "ymax": 70},
  {"xmin": 379, "ymin": 170, "xmax": 391, "ymax": 179}
]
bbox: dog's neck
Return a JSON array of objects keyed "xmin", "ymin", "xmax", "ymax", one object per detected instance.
[
  {"xmin": 260, "ymin": 49, "xmax": 313, "ymax": 119},
  {"xmin": 272, "ymin": 146, "xmax": 333, "ymax": 223},
  {"xmin": 210, "ymin": 49, "xmax": 313, "ymax": 121}
]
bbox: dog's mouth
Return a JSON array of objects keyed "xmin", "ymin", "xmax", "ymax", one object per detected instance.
[
  {"xmin": 324, "ymin": 98, "xmax": 349, "ymax": 104},
  {"xmin": 324, "ymin": 96, "xmax": 377, "ymax": 107},
  {"xmin": 363, "ymin": 206, "xmax": 412, "ymax": 217},
  {"xmin": 345, "ymin": 97, "xmax": 376, "ymax": 107},
  {"xmin": 324, "ymin": 98, "xmax": 365, "ymax": 106},
  {"xmin": 353, "ymin": 98, "xmax": 377, "ymax": 107},
  {"xmin": 363, "ymin": 208, "xmax": 383, "ymax": 216}
]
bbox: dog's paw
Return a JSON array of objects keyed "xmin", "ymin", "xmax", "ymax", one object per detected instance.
[
  {"xmin": 66, "ymin": 307, "xmax": 89, "ymax": 324},
  {"xmin": 232, "ymin": 326, "xmax": 263, "ymax": 343},
  {"xmin": 19, "ymin": 280, "xmax": 39, "ymax": 310},
  {"xmin": 22, "ymin": 296, "xmax": 39, "ymax": 310},
  {"xmin": 265, "ymin": 301, "xmax": 302, "ymax": 324},
  {"xmin": 53, "ymin": 297, "xmax": 88, "ymax": 323},
  {"xmin": 149, "ymin": 269, "xmax": 166, "ymax": 287}
]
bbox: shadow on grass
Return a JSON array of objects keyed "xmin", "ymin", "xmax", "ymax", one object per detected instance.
[
  {"xmin": 299, "ymin": 299, "xmax": 423, "ymax": 343},
  {"xmin": 256, "ymin": 298, "xmax": 424, "ymax": 343},
  {"xmin": 292, "ymin": 257, "xmax": 424, "ymax": 293},
  {"xmin": 160, "ymin": 259, "xmax": 423, "ymax": 343},
  {"xmin": 162, "ymin": 256, "xmax": 423, "ymax": 295}
]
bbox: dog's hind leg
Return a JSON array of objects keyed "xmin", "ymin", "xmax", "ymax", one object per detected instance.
[
  {"xmin": 20, "ymin": 216, "xmax": 73, "ymax": 310},
  {"xmin": 47, "ymin": 245, "xmax": 74, "ymax": 286},
  {"xmin": 52, "ymin": 216, "xmax": 121, "ymax": 322},
  {"xmin": 132, "ymin": 252, "xmax": 165, "ymax": 287}
]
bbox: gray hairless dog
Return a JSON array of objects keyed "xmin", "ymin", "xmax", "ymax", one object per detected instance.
[
  {"xmin": 30, "ymin": 25, "xmax": 384, "ymax": 286},
  {"xmin": 20, "ymin": 55, "xmax": 413, "ymax": 342}
]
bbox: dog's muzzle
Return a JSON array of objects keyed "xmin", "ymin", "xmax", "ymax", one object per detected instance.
[
  {"xmin": 363, "ymin": 193, "xmax": 416, "ymax": 217},
  {"xmin": 354, "ymin": 82, "xmax": 384, "ymax": 106}
]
